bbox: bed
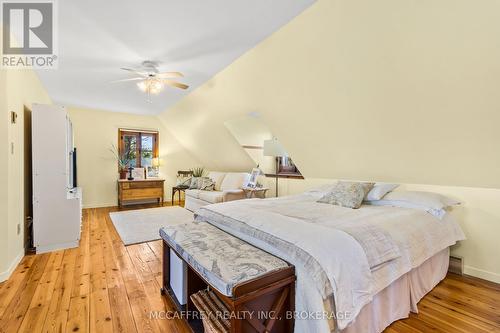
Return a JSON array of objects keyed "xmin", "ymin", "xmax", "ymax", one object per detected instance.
[{"xmin": 193, "ymin": 186, "xmax": 465, "ymax": 333}]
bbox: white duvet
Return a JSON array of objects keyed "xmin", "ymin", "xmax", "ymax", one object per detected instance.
[{"xmin": 195, "ymin": 189, "xmax": 465, "ymax": 332}]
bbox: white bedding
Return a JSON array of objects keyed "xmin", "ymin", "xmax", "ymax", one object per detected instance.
[{"xmin": 195, "ymin": 190, "xmax": 465, "ymax": 332}]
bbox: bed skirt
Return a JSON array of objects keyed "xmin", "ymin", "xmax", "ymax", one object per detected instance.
[{"xmin": 341, "ymin": 248, "xmax": 450, "ymax": 333}]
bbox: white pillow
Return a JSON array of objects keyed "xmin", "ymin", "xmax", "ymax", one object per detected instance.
[
  {"xmin": 365, "ymin": 191, "xmax": 461, "ymax": 219},
  {"xmin": 382, "ymin": 191, "xmax": 460, "ymax": 210},
  {"xmin": 208, "ymin": 171, "xmax": 226, "ymax": 191},
  {"xmin": 365, "ymin": 183, "xmax": 399, "ymax": 201}
]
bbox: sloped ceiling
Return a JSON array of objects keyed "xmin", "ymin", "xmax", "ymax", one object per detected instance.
[
  {"xmin": 224, "ymin": 115, "xmax": 275, "ymax": 174},
  {"xmin": 36, "ymin": 0, "xmax": 315, "ymax": 115},
  {"xmin": 158, "ymin": 0, "xmax": 500, "ymax": 188}
]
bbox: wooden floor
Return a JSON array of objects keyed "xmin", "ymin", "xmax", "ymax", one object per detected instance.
[{"xmin": 0, "ymin": 204, "xmax": 499, "ymax": 333}]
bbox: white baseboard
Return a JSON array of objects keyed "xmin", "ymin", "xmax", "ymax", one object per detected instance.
[
  {"xmin": 464, "ymin": 265, "xmax": 500, "ymax": 284},
  {"xmin": 0, "ymin": 250, "xmax": 24, "ymax": 283},
  {"xmin": 82, "ymin": 202, "xmax": 117, "ymax": 209}
]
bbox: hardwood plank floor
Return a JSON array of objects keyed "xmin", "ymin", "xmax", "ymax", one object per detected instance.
[{"xmin": 0, "ymin": 203, "xmax": 499, "ymax": 333}]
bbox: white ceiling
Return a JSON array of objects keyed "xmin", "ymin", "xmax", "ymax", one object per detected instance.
[{"xmin": 37, "ymin": 0, "xmax": 315, "ymax": 115}]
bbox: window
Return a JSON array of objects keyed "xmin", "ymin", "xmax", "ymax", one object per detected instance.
[
  {"xmin": 118, "ymin": 129, "xmax": 158, "ymax": 168},
  {"xmin": 277, "ymin": 156, "xmax": 303, "ymax": 178},
  {"xmin": 277, "ymin": 156, "xmax": 301, "ymax": 175}
]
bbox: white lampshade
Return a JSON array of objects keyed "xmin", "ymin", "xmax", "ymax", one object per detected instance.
[{"xmin": 263, "ymin": 139, "xmax": 287, "ymax": 157}]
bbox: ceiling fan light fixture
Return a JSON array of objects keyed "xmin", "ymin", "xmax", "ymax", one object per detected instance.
[
  {"xmin": 118, "ymin": 62, "xmax": 187, "ymax": 100},
  {"xmin": 150, "ymin": 80, "xmax": 164, "ymax": 94},
  {"xmin": 136, "ymin": 78, "xmax": 164, "ymax": 94},
  {"xmin": 136, "ymin": 80, "xmax": 147, "ymax": 92}
]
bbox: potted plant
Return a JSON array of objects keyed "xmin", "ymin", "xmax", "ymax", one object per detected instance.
[
  {"xmin": 190, "ymin": 167, "xmax": 206, "ymax": 177},
  {"xmin": 110, "ymin": 144, "xmax": 131, "ymax": 179}
]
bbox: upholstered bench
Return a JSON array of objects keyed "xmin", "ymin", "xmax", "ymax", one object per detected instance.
[{"xmin": 160, "ymin": 221, "xmax": 295, "ymax": 333}]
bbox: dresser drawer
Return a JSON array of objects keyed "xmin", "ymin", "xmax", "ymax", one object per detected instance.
[
  {"xmin": 122, "ymin": 188, "xmax": 163, "ymax": 200},
  {"xmin": 127, "ymin": 181, "xmax": 163, "ymax": 189},
  {"xmin": 118, "ymin": 180, "xmax": 165, "ymax": 207}
]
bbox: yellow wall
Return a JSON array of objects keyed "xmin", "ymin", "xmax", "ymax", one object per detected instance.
[
  {"xmin": 0, "ymin": 68, "xmax": 8, "ymax": 277},
  {"xmin": 0, "ymin": 68, "xmax": 52, "ymax": 281},
  {"xmin": 160, "ymin": 0, "xmax": 500, "ymax": 188},
  {"xmin": 158, "ymin": 0, "xmax": 500, "ymax": 282},
  {"xmin": 68, "ymin": 107, "xmax": 201, "ymax": 208}
]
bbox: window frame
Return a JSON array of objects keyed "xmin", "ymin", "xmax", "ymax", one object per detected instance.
[
  {"xmin": 118, "ymin": 129, "xmax": 159, "ymax": 169},
  {"xmin": 276, "ymin": 156, "xmax": 303, "ymax": 178}
]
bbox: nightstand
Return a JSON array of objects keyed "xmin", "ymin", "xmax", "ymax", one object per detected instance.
[{"xmin": 242, "ymin": 187, "xmax": 269, "ymax": 199}]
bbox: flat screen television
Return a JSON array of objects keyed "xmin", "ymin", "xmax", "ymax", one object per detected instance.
[{"xmin": 69, "ymin": 148, "xmax": 77, "ymax": 188}]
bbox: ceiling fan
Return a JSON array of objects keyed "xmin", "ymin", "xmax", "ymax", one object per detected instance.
[{"xmin": 113, "ymin": 61, "xmax": 189, "ymax": 100}]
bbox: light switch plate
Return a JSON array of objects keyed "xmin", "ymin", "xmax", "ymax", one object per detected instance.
[{"xmin": 11, "ymin": 111, "xmax": 17, "ymax": 124}]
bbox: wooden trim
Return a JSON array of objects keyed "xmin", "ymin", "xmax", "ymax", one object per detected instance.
[
  {"xmin": 118, "ymin": 127, "xmax": 159, "ymax": 134},
  {"xmin": 265, "ymin": 173, "xmax": 304, "ymax": 180},
  {"xmin": 241, "ymin": 145, "xmax": 263, "ymax": 150},
  {"xmin": 118, "ymin": 129, "xmax": 159, "ymax": 169}
]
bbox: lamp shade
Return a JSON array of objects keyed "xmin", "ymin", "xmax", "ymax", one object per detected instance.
[{"xmin": 263, "ymin": 139, "xmax": 287, "ymax": 157}]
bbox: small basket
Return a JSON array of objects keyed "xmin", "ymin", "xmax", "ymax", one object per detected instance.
[{"xmin": 190, "ymin": 289, "xmax": 231, "ymax": 333}]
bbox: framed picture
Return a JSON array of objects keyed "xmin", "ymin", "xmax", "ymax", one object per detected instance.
[
  {"xmin": 132, "ymin": 167, "xmax": 145, "ymax": 180},
  {"xmin": 146, "ymin": 166, "xmax": 159, "ymax": 179},
  {"xmin": 247, "ymin": 168, "xmax": 260, "ymax": 188}
]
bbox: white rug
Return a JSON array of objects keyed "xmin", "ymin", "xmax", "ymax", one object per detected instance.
[{"xmin": 109, "ymin": 206, "xmax": 193, "ymax": 245}]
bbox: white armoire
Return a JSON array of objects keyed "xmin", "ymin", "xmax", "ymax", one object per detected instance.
[{"xmin": 32, "ymin": 104, "xmax": 82, "ymax": 253}]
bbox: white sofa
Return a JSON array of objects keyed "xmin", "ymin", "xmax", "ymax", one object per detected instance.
[{"xmin": 184, "ymin": 171, "xmax": 250, "ymax": 212}]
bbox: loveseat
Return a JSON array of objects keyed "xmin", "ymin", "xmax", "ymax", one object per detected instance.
[{"xmin": 184, "ymin": 171, "xmax": 250, "ymax": 212}]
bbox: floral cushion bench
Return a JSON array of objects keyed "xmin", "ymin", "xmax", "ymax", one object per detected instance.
[{"xmin": 160, "ymin": 221, "xmax": 295, "ymax": 333}]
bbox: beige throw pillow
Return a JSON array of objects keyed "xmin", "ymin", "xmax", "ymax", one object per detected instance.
[
  {"xmin": 198, "ymin": 177, "xmax": 215, "ymax": 191},
  {"xmin": 318, "ymin": 181, "xmax": 375, "ymax": 209},
  {"xmin": 176, "ymin": 176, "xmax": 192, "ymax": 187},
  {"xmin": 189, "ymin": 177, "xmax": 200, "ymax": 189},
  {"xmin": 208, "ymin": 171, "xmax": 226, "ymax": 191}
]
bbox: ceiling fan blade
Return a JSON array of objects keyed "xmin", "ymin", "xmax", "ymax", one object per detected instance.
[
  {"xmin": 161, "ymin": 79, "xmax": 189, "ymax": 89},
  {"xmin": 110, "ymin": 77, "xmax": 144, "ymax": 83},
  {"xmin": 120, "ymin": 67, "xmax": 149, "ymax": 76},
  {"xmin": 157, "ymin": 71, "xmax": 184, "ymax": 78}
]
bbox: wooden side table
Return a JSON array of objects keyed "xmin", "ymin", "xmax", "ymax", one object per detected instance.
[
  {"xmin": 117, "ymin": 179, "xmax": 165, "ymax": 207},
  {"xmin": 171, "ymin": 185, "xmax": 189, "ymax": 205},
  {"xmin": 242, "ymin": 187, "xmax": 269, "ymax": 199}
]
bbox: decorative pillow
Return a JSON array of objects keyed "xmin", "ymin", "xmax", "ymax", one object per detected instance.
[
  {"xmin": 176, "ymin": 176, "xmax": 192, "ymax": 187},
  {"xmin": 208, "ymin": 171, "xmax": 226, "ymax": 191},
  {"xmin": 189, "ymin": 177, "xmax": 200, "ymax": 189},
  {"xmin": 317, "ymin": 181, "xmax": 374, "ymax": 209},
  {"xmin": 197, "ymin": 177, "xmax": 215, "ymax": 191},
  {"xmin": 365, "ymin": 183, "xmax": 399, "ymax": 201}
]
